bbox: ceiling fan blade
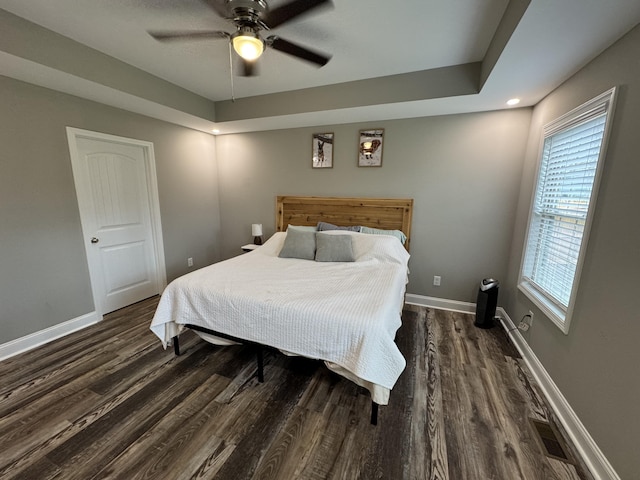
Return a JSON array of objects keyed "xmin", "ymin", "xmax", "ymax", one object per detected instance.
[
  {"xmin": 268, "ymin": 36, "xmax": 331, "ymax": 66},
  {"xmin": 263, "ymin": 0, "xmax": 332, "ymax": 29},
  {"xmin": 201, "ymin": 0, "xmax": 229, "ymax": 19},
  {"xmin": 148, "ymin": 30, "xmax": 230, "ymax": 42}
]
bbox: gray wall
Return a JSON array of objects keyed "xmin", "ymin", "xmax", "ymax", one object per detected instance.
[
  {"xmin": 503, "ymin": 24, "xmax": 640, "ymax": 478},
  {"xmin": 1, "ymin": 19, "xmax": 636, "ymax": 477},
  {"xmin": 0, "ymin": 76, "xmax": 221, "ymax": 343},
  {"xmin": 0, "ymin": 9, "xmax": 216, "ymax": 121},
  {"xmin": 216, "ymin": 109, "xmax": 531, "ymax": 300}
]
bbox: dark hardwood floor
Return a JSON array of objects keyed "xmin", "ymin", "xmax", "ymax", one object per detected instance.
[{"xmin": 0, "ymin": 297, "xmax": 594, "ymax": 479}]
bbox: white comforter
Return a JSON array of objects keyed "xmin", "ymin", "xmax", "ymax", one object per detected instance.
[{"xmin": 150, "ymin": 230, "xmax": 410, "ymax": 402}]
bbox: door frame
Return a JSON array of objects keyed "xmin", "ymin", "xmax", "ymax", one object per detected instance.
[{"xmin": 66, "ymin": 127, "xmax": 167, "ymax": 317}]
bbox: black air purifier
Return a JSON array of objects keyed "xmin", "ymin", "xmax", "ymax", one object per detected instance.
[{"xmin": 474, "ymin": 278, "xmax": 499, "ymax": 328}]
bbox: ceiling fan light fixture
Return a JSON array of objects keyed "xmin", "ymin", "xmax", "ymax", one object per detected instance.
[
  {"xmin": 232, "ymin": 31, "xmax": 264, "ymax": 61},
  {"xmin": 148, "ymin": 0, "xmax": 332, "ymax": 76}
]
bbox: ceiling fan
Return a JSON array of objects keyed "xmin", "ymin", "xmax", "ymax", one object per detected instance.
[{"xmin": 148, "ymin": 0, "xmax": 333, "ymax": 76}]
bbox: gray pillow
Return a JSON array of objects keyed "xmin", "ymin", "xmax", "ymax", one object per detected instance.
[
  {"xmin": 278, "ymin": 228, "xmax": 316, "ymax": 260},
  {"xmin": 315, "ymin": 233, "xmax": 355, "ymax": 262},
  {"xmin": 317, "ymin": 221, "xmax": 361, "ymax": 232},
  {"xmin": 360, "ymin": 226, "xmax": 407, "ymax": 245}
]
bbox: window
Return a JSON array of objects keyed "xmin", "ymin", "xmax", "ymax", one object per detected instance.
[{"xmin": 519, "ymin": 88, "xmax": 616, "ymax": 333}]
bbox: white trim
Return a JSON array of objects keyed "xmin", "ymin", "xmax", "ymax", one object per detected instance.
[
  {"xmin": 142, "ymin": 140, "xmax": 168, "ymax": 291},
  {"xmin": 405, "ymin": 293, "xmax": 475, "ymax": 314},
  {"xmin": 496, "ymin": 307, "xmax": 621, "ymax": 480},
  {"xmin": 0, "ymin": 311, "xmax": 101, "ymax": 361},
  {"xmin": 518, "ymin": 282, "xmax": 566, "ymax": 330},
  {"xmin": 517, "ymin": 87, "xmax": 617, "ymax": 335}
]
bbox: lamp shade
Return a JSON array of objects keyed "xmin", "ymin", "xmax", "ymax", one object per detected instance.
[
  {"xmin": 251, "ymin": 224, "xmax": 263, "ymax": 236},
  {"xmin": 232, "ymin": 34, "xmax": 264, "ymax": 61}
]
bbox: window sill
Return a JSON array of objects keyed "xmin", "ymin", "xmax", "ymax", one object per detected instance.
[{"xmin": 518, "ymin": 281, "xmax": 571, "ymax": 334}]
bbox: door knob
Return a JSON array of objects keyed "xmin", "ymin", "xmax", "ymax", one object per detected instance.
[{"xmin": 91, "ymin": 237, "xmax": 99, "ymax": 244}]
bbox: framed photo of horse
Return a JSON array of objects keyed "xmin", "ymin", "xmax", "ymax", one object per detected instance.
[{"xmin": 312, "ymin": 132, "xmax": 334, "ymax": 168}]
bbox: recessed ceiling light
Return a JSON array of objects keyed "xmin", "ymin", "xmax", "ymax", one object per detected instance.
[
  {"xmin": 506, "ymin": 98, "xmax": 521, "ymax": 106},
  {"xmin": 211, "ymin": 129, "xmax": 220, "ymax": 134}
]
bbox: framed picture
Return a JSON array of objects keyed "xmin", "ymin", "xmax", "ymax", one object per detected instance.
[
  {"xmin": 358, "ymin": 129, "xmax": 384, "ymax": 167},
  {"xmin": 312, "ymin": 132, "xmax": 334, "ymax": 168}
]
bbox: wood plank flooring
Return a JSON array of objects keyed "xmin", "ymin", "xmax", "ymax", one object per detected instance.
[{"xmin": 0, "ymin": 297, "xmax": 594, "ymax": 479}]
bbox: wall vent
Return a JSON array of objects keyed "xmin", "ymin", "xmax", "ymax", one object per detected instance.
[{"xmin": 530, "ymin": 418, "xmax": 574, "ymax": 464}]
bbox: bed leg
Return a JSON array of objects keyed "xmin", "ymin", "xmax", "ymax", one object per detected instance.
[
  {"xmin": 256, "ymin": 346, "xmax": 264, "ymax": 383},
  {"xmin": 173, "ymin": 336, "xmax": 180, "ymax": 356},
  {"xmin": 371, "ymin": 402, "xmax": 379, "ymax": 425}
]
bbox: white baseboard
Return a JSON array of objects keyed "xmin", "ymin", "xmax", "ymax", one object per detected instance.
[
  {"xmin": 496, "ymin": 307, "xmax": 620, "ymax": 480},
  {"xmin": 404, "ymin": 295, "xmax": 618, "ymax": 479},
  {"xmin": 0, "ymin": 311, "xmax": 101, "ymax": 361},
  {"xmin": 405, "ymin": 293, "xmax": 475, "ymax": 314}
]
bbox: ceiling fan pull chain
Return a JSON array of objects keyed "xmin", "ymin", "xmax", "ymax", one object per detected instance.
[{"xmin": 228, "ymin": 41, "xmax": 236, "ymax": 102}]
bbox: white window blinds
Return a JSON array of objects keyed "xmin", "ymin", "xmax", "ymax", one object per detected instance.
[{"xmin": 519, "ymin": 88, "xmax": 615, "ymax": 333}]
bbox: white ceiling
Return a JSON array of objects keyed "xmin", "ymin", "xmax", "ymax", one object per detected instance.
[{"xmin": 1, "ymin": 0, "xmax": 639, "ymax": 134}]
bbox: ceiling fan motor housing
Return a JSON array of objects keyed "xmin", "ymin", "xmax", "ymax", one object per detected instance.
[{"xmin": 228, "ymin": 0, "xmax": 269, "ymax": 28}]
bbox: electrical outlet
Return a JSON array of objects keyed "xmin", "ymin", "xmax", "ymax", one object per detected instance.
[
  {"xmin": 187, "ymin": 257, "xmax": 193, "ymax": 267},
  {"xmin": 518, "ymin": 311, "xmax": 534, "ymax": 331},
  {"xmin": 433, "ymin": 275, "xmax": 441, "ymax": 286}
]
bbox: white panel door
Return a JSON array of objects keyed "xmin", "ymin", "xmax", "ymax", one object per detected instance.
[{"xmin": 68, "ymin": 129, "xmax": 165, "ymax": 315}]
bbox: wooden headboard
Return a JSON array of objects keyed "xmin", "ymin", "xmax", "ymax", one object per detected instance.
[{"xmin": 276, "ymin": 196, "xmax": 414, "ymax": 251}]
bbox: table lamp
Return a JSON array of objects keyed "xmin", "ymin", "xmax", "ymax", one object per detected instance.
[{"xmin": 252, "ymin": 223, "xmax": 263, "ymax": 245}]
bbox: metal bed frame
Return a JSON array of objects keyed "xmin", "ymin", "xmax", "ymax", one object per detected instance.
[{"xmin": 172, "ymin": 324, "xmax": 379, "ymax": 425}]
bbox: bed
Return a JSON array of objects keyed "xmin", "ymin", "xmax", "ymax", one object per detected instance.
[{"xmin": 150, "ymin": 196, "xmax": 413, "ymax": 423}]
